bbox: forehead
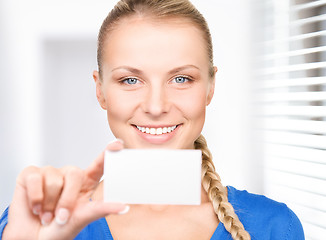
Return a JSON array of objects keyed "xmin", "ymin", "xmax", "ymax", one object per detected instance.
[{"xmin": 101, "ymin": 16, "xmax": 208, "ymax": 72}]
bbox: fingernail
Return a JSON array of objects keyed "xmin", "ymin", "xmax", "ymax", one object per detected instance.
[
  {"xmin": 32, "ymin": 204, "xmax": 42, "ymax": 215},
  {"xmin": 55, "ymin": 208, "xmax": 70, "ymax": 225},
  {"xmin": 118, "ymin": 205, "xmax": 130, "ymax": 215},
  {"xmin": 41, "ymin": 212, "xmax": 53, "ymax": 225}
]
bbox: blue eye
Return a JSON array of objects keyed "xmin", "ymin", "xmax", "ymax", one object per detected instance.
[
  {"xmin": 173, "ymin": 76, "xmax": 189, "ymax": 83},
  {"xmin": 123, "ymin": 78, "xmax": 138, "ymax": 85}
]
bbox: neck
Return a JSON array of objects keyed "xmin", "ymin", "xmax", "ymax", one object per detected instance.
[
  {"xmin": 142, "ymin": 186, "xmax": 210, "ymax": 213},
  {"xmin": 146, "ymin": 204, "xmax": 171, "ymax": 212}
]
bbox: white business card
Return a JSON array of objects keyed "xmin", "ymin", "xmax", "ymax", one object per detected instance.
[{"xmin": 104, "ymin": 149, "xmax": 202, "ymax": 205}]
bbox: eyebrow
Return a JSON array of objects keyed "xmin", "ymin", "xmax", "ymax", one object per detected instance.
[
  {"xmin": 111, "ymin": 66, "xmax": 143, "ymax": 75},
  {"xmin": 111, "ymin": 64, "xmax": 200, "ymax": 75},
  {"xmin": 168, "ymin": 65, "xmax": 200, "ymax": 75}
]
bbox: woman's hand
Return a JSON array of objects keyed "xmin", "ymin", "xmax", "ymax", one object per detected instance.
[{"xmin": 2, "ymin": 139, "xmax": 127, "ymax": 240}]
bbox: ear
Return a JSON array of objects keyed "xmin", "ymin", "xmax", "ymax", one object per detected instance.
[
  {"xmin": 93, "ymin": 70, "xmax": 107, "ymax": 110},
  {"xmin": 206, "ymin": 66, "xmax": 217, "ymax": 106}
]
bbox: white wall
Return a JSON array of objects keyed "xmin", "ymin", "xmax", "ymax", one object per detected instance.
[
  {"xmin": 0, "ymin": 0, "xmax": 261, "ymax": 213},
  {"xmin": 199, "ymin": 1, "xmax": 262, "ymax": 193}
]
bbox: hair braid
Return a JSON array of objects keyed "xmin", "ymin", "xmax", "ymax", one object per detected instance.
[{"xmin": 195, "ymin": 134, "xmax": 251, "ymax": 240}]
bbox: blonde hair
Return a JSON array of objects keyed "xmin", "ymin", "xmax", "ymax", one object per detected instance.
[
  {"xmin": 97, "ymin": 0, "xmax": 251, "ymax": 239},
  {"xmin": 195, "ymin": 135, "xmax": 251, "ymax": 240},
  {"xmin": 97, "ymin": 0, "xmax": 215, "ymax": 79}
]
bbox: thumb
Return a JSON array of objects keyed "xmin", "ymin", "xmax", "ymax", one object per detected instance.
[
  {"xmin": 85, "ymin": 139, "xmax": 124, "ymax": 183},
  {"xmin": 75, "ymin": 201, "xmax": 129, "ymax": 227},
  {"xmin": 38, "ymin": 201, "xmax": 129, "ymax": 240}
]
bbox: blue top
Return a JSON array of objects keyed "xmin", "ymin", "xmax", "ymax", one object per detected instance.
[{"xmin": 0, "ymin": 186, "xmax": 304, "ymax": 239}]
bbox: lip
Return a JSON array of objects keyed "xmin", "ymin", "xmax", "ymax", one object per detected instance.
[
  {"xmin": 133, "ymin": 124, "xmax": 181, "ymax": 144},
  {"xmin": 133, "ymin": 124, "xmax": 178, "ymax": 128}
]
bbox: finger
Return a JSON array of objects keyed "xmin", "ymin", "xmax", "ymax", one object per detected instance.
[
  {"xmin": 48, "ymin": 201, "xmax": 128, "ymax": 239},
  {"xmin": 84, "ymin": 139, "xmax": 124, "ymax": 183},
  {"xmin": 84, "ymin": 151, "xmax": 105, "ymax": 184},
  {"xmin": 5, "ymin": 167, "xmax": 43, "ymax": 239},
  {"xmin": 106, "ymin": 138, "xmax": 124, "ymax": 151},
  {"xmin": 41, "ymin": 166, "xmax": 64, "ymax": 220},
  {"xmin": 74, "ymin": 201, "xmax": 129, "ymax": 228},
  {"xmin": 17, "ymin": 166, "xmax": 43, "ymax": 215},
  {"xmin": 54, "ymin": 166, "xmax": 84, "ymax": 225},
  {"xmin": 25, "ymin": 171, "xmax": 43, "ymax": 215}
]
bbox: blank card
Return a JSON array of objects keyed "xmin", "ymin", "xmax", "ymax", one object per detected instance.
[{"xmin": 104, "ymin": 149, "xmax": 202, "ymax": 205}]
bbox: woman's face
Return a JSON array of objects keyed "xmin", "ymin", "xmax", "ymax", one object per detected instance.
[{"xmin": 94, "ymin": 17, "xmax": 215, "ymax": 149}]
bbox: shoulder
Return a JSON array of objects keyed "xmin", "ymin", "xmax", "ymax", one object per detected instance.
[
  {"xmin": 0, "ymin": 207, "xmax": 9, "ymax": 239},
  {"xmin": 227, "ymin": 186, "xmax": 305, "ymax": 240}
]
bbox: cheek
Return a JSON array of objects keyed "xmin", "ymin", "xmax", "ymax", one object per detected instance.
[
  {"xmin": 174, "ymin": 87, "xmax": 207, "ymax": 119},
  {"xmin": 188, "ymin": 97, "xmax": 207, "ymax": 133},
  {"xmin": 104, "ymin": 89, "xmax": 136, "ymax": 127},
  {"xmin": 172, "ymin": 88, "xmax": 207, "ymax": 147}
]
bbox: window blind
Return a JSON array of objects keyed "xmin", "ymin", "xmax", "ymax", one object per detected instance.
[{"xmin": 254, "ymin": 0, "xmax": 326, "ymax": 239}]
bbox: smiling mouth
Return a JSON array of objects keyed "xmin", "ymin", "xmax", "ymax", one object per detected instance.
[{"xmin": 134, "ymin": 125, "xmax": 179, "ymax": 135}]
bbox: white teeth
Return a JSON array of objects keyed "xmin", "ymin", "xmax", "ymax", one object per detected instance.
[
  {"xmin": 150, "ymin": 128, "xmax": 156, "ymax": 134},
  {"xmin": 157, "ymin": 128, "xmax": 163, "ymax": 135},
  {"xmin": 136, "ymin": 125, "xmax": 178, "ymax": 135}
]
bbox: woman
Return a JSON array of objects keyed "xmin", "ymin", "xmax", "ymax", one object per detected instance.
[{"xmin": 0, "ymin": 0, "xmax": 304, "ymax": 239}]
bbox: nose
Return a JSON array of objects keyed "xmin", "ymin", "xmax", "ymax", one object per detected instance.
[{"xmin": 142, "ymin": 84, "xmax": 170, "ymax": 117}]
